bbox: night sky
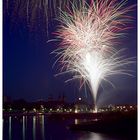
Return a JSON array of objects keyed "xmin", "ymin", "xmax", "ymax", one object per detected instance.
[{"xmin": 3, "ymin": 0, "xmax": 137, "ymax": 105}]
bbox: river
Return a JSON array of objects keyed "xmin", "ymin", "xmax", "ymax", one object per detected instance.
[{"xmin": 3, "ymin": 115, "xmax": 136, "ymax": 140}]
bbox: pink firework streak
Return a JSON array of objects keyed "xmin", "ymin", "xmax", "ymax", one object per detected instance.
[{"xmin": 52, "ymin": 0, "xmax": 136, "ymax": 111}]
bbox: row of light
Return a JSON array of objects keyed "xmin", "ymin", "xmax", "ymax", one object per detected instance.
[{"xmin": 4, "ymin": 105, "xmax": 135, "ymax": 113}]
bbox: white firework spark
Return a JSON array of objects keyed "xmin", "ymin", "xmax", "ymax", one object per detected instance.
[{"xmin": 52, "ymin": 0, "xmax": 136, "ymax": 109}]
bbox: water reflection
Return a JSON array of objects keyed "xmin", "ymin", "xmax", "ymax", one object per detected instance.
[
  {"xmin": 78, "ymin": 132, "xmax": 109, "ymax": 140},
  {"xmin": 40, "ymin": 115, "xmax": 45, "ymax": 140},
  {"xmin": 32, "ymin": 115, "xmax": 45, "ymax": 140},
  {"xmin": 22, "ymin": 116, "xmax": 25, "ymax": 140},
  {"xmin": 33, "ymin": 116, "xmax": 36, "ymax": 140},
  {"xmin": 74, "ymin": 119, "xmax": 89, "ymax": 125},
  {"xmin": 88, "ymin": 133, "xmax": 102, "ymax": 140},
  {"xmin": 9, "ymin": 116, "xmax": 11, "ymax": 140},
  {"xmin": 75, "ymin": 119, "xmax": 79, "ymax": 125},
  {"xmin": 3, "ymin": 116, "xmax": 131, "ymax": 140}
]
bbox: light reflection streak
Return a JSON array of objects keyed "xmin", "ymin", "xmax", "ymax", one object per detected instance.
[
  {"xmin": 22, "ymin": 116, "xmax": 25, "ymax": 140},
  {"xmin": 41, "ymin": 115, "xmax": 45, "ymax": 140},
  {"xmin": 9, "ymin": 116, "xmax": 11, "ymax": 140},
  {"xmin": 33, "ymin": 116, "xmax": 36, "ymax": 140},
  {"xmin": 75, "ymin": 119, "xmax": 79, "ymax": 125},
  {"xmin": 78, "ymin": 132, "xmax": 103, "ymax": 140}
]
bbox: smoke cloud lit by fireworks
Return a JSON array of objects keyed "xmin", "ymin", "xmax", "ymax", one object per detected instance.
[{"xmin": 52, "ymin": 0, "xmax": 136, "ymax": 109}]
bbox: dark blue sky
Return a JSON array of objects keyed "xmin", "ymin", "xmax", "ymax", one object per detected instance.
[{"xmin": 3, "ymin": 0, "xmax": 137, "ymax": 105}]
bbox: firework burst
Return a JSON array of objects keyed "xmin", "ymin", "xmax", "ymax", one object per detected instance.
[
  {"xmin": 52, "ymin": 0, "xmax": 135, "ymax": 110},
  {"xmin": 4, "ymin": 0, "xmax": 76, "ymax": 36}
]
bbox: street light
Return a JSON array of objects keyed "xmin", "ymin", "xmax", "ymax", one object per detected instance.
[{"xmin": 78, "ymin": 98, "xmax": 81, "ymax": 101}]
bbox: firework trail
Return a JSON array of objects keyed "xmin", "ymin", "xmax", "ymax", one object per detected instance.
[
  {"xmin": 52, "ymin": 0, "xmax": 135, "ymax": 110},
  {"xmin": 4, "ymin": 0, "xmax": 135, "ymax": 110},
  {"xmin": 4, "ymin": 0, "xmax": 74, "ymax": 36}
]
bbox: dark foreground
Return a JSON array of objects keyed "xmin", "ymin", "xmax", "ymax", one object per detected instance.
[
  {"xmin": 3, "ymin": 111, "xmax": 137, "ymax": 140},
  {"xmin": 70, "ymin": 111, "xmax": 137, "ymax": 135}
]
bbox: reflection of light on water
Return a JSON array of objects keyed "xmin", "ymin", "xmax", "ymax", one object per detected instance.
[
  {"xmin": 89, "ymin": 133, "xmax": 102, "ymax": 140},
  {"xmin": 79, "ymin": 132, "xmax": 102, "ymax": 140},
  {"xmin": 94, "ymin": 118, "xmax": 98, "ymax": 121},
  {"xmin": 9, "ymin": 116, "xmax": 11, "ymax": 140},
  {"xmin": 22, "ymin": 116, "xmax": 25, "ymax": 140},
  {"xmin": 33, "ymin": 116, "xmax": 36, "ymax": 140},
  {"xmin": 25, "ymin": 116, "xmax": 27, "ymax": 128},
  {"xmin": 41, "ymin": 115, "xmax": 45, "ymax": 140},
  {"xmin": 75, "ymin": 119, "xmax": 79, "ymax": 125}
]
